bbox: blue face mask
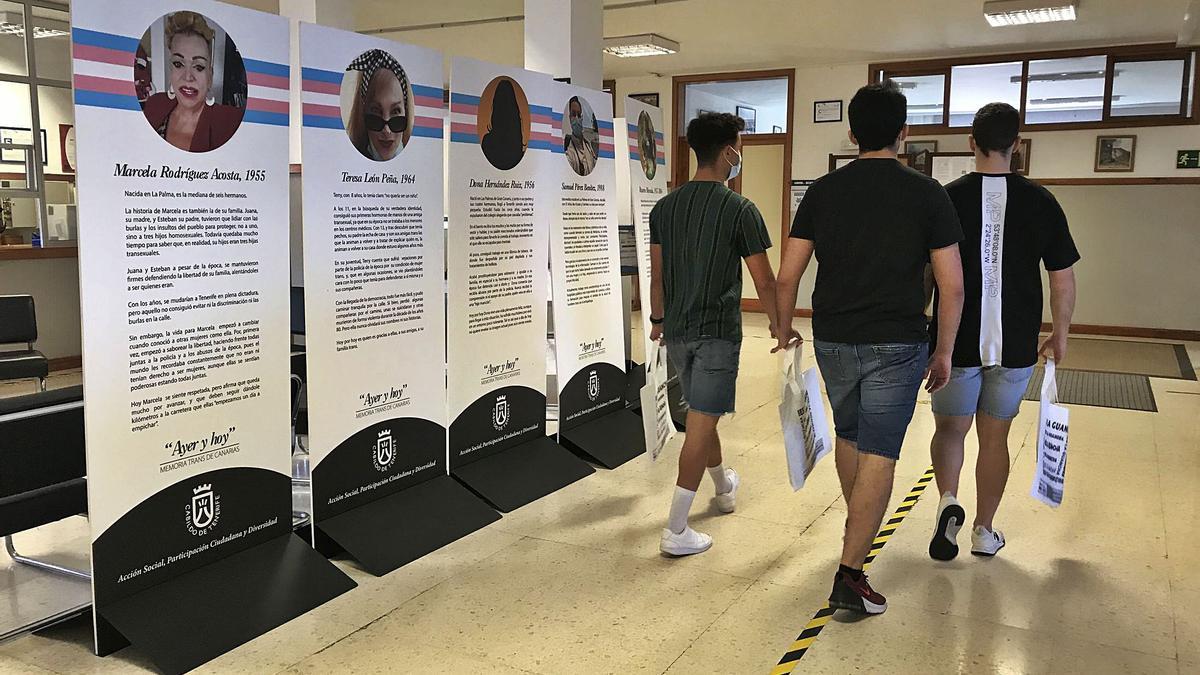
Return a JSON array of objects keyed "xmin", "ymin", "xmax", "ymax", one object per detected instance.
[
  {"xmin": 571, "ymin": 118, "xmax": 584, "ymax": 138},
  {"xmin": 726, "ymin": 147, "xmax": 742, "ymax": 181}
]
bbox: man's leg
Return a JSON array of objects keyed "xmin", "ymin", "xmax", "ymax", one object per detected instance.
[
  {"xmin": 930, "ymin": 414, "xmax": 974, "ymax": 497},
  {"xmin": 973, "ymin": 412, "xmax": 1014, "ymax": 530},
  {"xmin": 840, "ymin": 452, "xmax": 895, "ymax": 567},
  {"xmin": 834, "ymin": 437, "xmax": 859, "ymax": 505},
  {"xmin": 675, "ymin": 411, "xmax": 720, "ymax": 492}
]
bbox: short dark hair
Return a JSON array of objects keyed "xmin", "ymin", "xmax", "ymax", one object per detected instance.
[
  {"xmin": 848, "ymin": 81, "xmax": 907, "ymax": 152},
  {"xmin": 971, "ymin": 102, "xmax": 1020, "ymax": 156},
  {"xmin": 686, "ymin": 112, "xmax": 744, "ymax": 164}
]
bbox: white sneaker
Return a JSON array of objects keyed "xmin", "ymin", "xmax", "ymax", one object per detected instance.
[
  {"xmin": 971, "ymin": 526, "xmax": 1006, "ymax": 557},
  {"xmin": 715, "ymin": 468, "xmax": 739, "ymax": 514},
  {"xmin": 928, "ymin": 492, "xmax": 966, "ymax": 561},
  {"xmin": 660, "ymin": 526, "xmax": 713, "ymax": 556}
]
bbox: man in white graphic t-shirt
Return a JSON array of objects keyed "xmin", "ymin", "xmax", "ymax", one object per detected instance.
[{"xmin": 926, "ymin": 103, "xmax": 1080, "ymax": 561}]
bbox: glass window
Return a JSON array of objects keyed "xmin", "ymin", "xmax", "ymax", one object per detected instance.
[
  {"xmin": 1111, "ymin": 59, "xmax": 1187, "ymax": 117},
  {"xmin": 0, "ymin": 0, "xmax": 28, "ymax": 76},
  {"xmin": 683, "ymin": 77, "xmax": 788, "ymax": 134},
  {"xmin": 948, "ymin": 62, "xmax": 1022, "ymax": 127},
  {"xmin": 31, "ymin": 6, "xmax": 70, "ymax": 82},
  {"xmin": 889, "ymin": 74, "xmax": 945, "ymax": 126},
  {"xmin": 38, "ymin": 85, "xmax": 72, "ymax": 173},
  {"xmin": 1025, "ymin": 55, "xmax": 1107, "ymax": 124}
]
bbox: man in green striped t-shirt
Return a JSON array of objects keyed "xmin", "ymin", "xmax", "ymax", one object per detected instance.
[{"xmin": 649, "ymin": 112, "xmax": 790, "ymax": 556}]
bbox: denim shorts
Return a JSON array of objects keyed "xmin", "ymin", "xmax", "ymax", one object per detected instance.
[
  {"xmin": 813, "ymin": 341, "xmax": 929, "ymax": 461},
  {"xmin": 931, "ymin": 366, "xmax": 1035, "ymax": 421},
  {"xmin": 666, "ymin": 338, "xmax": 740, "ymax": 417}
]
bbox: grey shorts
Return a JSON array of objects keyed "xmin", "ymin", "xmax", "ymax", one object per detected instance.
[
  {"xmin": 813, "ymin": 341, "xmax": 929, "ymax": 461},
  {"xmin": 666, "ymin": 338, "xmax": 740, "ymax": 417},
  {"xmin": 931, "ymin": 366, "xmax": 1035, "ymax": 421}
]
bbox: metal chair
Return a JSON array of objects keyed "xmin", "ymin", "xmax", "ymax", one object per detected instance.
[
  {"xmin": 0, "ymin": 386, "xmax": 90, "ymax": 643},
  {"xmin": 0, "ymin": 295, "xmax": 49, "ymax": 391}
]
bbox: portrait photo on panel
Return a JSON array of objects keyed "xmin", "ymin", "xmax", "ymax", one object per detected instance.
[
  {"xmin": 137, "ymin": 11, "xmax": 247, "ymax": 153},
  {"xmin": 563, "ymin": 95, "xmax": 599, "ymax": 177},
  {"xmin": 477, "ymin": 76, "xmax": 531, "ymax": 171},
  {"xmin": 341, "ymin": 49, "xmax": 414, "ymax": 162},
  {"xmin": 637, "ymin": 110, "xmax": 657, "ymax": 180}
]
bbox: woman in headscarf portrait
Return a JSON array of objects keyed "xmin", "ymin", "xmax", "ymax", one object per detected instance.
[
  {"xmin": 563, "ymin": 95, "xmax": 598, "ymax": 177},
  {"xmin": 479, "ymin": 76, "xmax": 529, "ymax": 171},
  {"xmin": 138, "ymin": 11, "xmax": 247, "ymax": 153},
  {"xmin": 637, "ymin": 111, "xmax": 657, "ymax": 180},
  {"xmin": 343, "ymin": 49, "xmax": 413, "ymax": 162}
]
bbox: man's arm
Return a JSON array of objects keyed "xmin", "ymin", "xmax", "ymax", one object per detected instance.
[
  {"xmin": 926, "ymin": 244, "xmax": 964, "ymax": 393},
  {"xmin": 773, "ymin": 237, "xmax": 814, "ymax": 352},
  {"xmin": 745, "ymin": 252, "xmax": 779, "ymax": 334},
  {"xmin": 1039, "ymin": 267, "xmax": 1076, "ymax": 363},
  {"xmin": 649, "ymin": 243, "xmax": 665, "ymax": 343}
]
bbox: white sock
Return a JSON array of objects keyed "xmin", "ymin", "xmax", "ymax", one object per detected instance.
[
  {"xmin": 708, "ymin": 464, "xmax": 731, "ymax": 494},
  {"xmin": 667, "ymin": 486, "xmax": 696, "ymax": 534}
]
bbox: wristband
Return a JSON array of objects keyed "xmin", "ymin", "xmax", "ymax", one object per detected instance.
[{"xmin": 649, "ymin": 316, "xmax": 665, "ymax": 325}]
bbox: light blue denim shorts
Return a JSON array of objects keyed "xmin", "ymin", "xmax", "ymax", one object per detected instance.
[{"xmin": 931, "ymin": 366, "xmax": 1035, "ymax": 421}]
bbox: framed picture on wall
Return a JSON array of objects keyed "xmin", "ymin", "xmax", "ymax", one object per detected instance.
[
  {"xmin": 814, "ymin": 99, "xmax": 843, "ymax": 123},
  {"xmin": 0, "ymin": 127, "xmax": 49, "ymax": 165},
  {"xmin": 1095, "ymin": 135, "xmax": 1136, "ymax": 172},
  {"xmin": 736, "ymin": 105, "xmax": 756, "ymax": 133},
  {"xmin": 905, "ymin": 140, "xmax": 938, "ymax": 175},
  {"xmin": 630, "ymin": 92, "xmax": 660, "ymax": 108},
  {"xmin": 1011, "ymin": 138, "xmax": 1031, "ymax": 175},
  {"xmin": 772, "ymin": 125, "xmax": 783, "ymax": 133}
]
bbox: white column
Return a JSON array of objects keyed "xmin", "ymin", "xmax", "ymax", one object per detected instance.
[
  {"xmin": 279, "ymin": 0, "xmax": 356, "ymax": 163},
  {"xmin": 523, "ymin": 0, "xmax": 603, "ymax": 89}
]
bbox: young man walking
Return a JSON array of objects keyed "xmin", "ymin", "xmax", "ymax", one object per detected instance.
[
  {"xmin": 774, "ymin": 81, "xmax": 965, "ymax": 614},
  {"xmin": 927, "ymin": 103, "xmax": 1079, "ymax": 561},
  {"xmin": 649, "ymin": 112, "xmax": 781, "ymax": 556}
]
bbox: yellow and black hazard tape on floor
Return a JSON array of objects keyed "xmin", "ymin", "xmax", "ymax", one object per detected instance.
[{"xmin": 770, "ymin": 467, "xmax": 936, "ymax": 675}]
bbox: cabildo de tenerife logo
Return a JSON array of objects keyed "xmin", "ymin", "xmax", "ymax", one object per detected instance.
[
  {"xmin": 185, "ymin": 483, "xmax": 221, "ymax": 536},
  {"xmin": 492, "ymin": 394, "xmax": 510, "ymax": 431},
  {"xmin": 587, "ymin": 369, "xmax": 600, "ymax": 401},
  {"xmin": 373, "ymin": 428, "xmax": 395, "ymax": 472}
]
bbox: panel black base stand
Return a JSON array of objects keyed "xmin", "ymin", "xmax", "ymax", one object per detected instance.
[
  {"xmin": 313, "ymin": 475, "xmax": 500, "ymax": 576},
  {"xmin": 559, "ymin": 408, "xmax": 645, "ymax": 469},
  {"xmin": 95, "ymin": 533, "xmax": 356, "ymax": 675},
  {"xmin": 625, "ymin": 364, "xmax": 645, "ymax": 413},
  {"xmin": 452, "ymin": 436, "xmax": 593, "ymax": 512}
]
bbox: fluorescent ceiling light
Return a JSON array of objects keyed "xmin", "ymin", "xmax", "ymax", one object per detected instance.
[
  {"xmin": 603, "ymin": 33, "xmax": 679, "ymax": 58},
  {"xmin": 984, "ymin": 0, "xmax": 1078, "ymax": 27},
  {"xmin": 0, "ymin": 11, "xmax": 69, "ymax": 38}
]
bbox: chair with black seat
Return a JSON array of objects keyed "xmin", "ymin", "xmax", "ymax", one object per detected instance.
[
  {"xmin": 0, "ymin": 295, "xmax": 49, "ymax": 391},
  {"xmin": 0, "ymin": 385, "xmax": 89, "ymax": 641}
]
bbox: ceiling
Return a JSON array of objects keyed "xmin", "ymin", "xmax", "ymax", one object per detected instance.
[{"xmin": 340, "ymin": 0, "xmax": 1193, "ymax": 78}]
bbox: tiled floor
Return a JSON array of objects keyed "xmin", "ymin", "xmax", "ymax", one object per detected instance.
[{"xmin": 2, "ymin": 316, "xmax": 1198, "ymax": 673}]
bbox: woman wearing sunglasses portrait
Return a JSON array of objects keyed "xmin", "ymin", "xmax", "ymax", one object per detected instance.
[{"xmin": 345, "ymin": 50, "xmax": 412, "ymax": 161}]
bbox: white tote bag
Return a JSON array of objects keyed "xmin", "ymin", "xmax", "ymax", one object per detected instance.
[
  {"xmin": 641, "ymin": 344, "xmax": 676, "ymax": 462},
  {"xmin": 1030, "ymin": 359, "xmax": 1069, "ymax": 507},
  {"xmin": 779, "ymin": 343, "xmax": 832, "ymax": 490}
]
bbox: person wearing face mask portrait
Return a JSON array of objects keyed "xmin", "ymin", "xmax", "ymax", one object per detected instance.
[
  {"xmin": 345, "ymin": 50, "xmax": 412, "ymax": 162},
  {"xmin": 140, "ymin": 11, "xmax": 244, "ymax": 153},
  {"xmin": 564, "ymin": 96, "xmax": 598, "ymax": 176},
  {"xmin": 647, "ymin": 112, "xmax": 781, "ymax": 557}
]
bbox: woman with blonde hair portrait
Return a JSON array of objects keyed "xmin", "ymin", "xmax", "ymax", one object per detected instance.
[
  {"xmin": 344, "ymin": 50, "xmax": 412, "ymax": 162},
  {"xmin": 139, "ymin": 11, "xmax": 245, "ymax": 153}
]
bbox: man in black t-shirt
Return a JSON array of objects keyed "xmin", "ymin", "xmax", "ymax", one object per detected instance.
[
  {"xmin": 775, "ymin": 81, "xmax": 965, "ymax": 615},
  {"xmin": 927, "ymin": 103, "xmax": 1080, "ymax": 562}
]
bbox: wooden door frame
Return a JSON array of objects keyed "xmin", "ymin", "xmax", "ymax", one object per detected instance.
[{"xmin": 671, "ymin": 68, "xmax": 796, "ymax": 245}]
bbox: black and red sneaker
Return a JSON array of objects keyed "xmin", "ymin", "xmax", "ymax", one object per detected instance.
[{"xmin": 829, "ymin": 570, "xmax": 887, "ymax": 615}]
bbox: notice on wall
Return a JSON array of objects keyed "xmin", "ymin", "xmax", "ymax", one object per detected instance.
[
  {"xmin": 72, "ymin": 0, "xmax": 292, "ymax": 619},
  {"xmin": 548, "ymin": 83, "xmax": 625, "ymax": 431},
  {"xmin": 790, "ymin": 179, "xmax": 814, "ymax": 223},
  {"xmin": 932, "ymin": 154, "xmax": 975, "ymax": 185},
  {"xmin": 446, "ymin": 57, "xmax": 557, "ymax": 466},
  {"xmin": 624, "ymin": 98, "xmax": 668, "ymax": 356},
  {"xmin": 299, "ymin": 25, "xmax": 447, "ymax": 521}
]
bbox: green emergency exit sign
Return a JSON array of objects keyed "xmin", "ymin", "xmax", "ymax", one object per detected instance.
[{"xmin": 1178, "ymin": 150, "xmax": 1200, "ymax": 169}]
